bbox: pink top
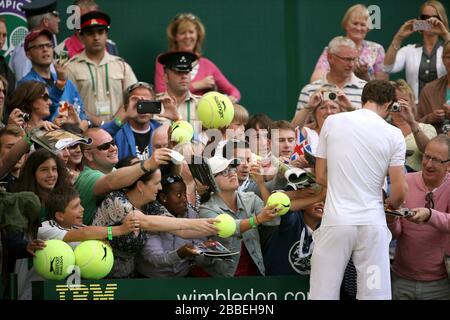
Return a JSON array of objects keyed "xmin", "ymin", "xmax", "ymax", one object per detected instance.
[
  {"xmin": 388, "ymin": 172, "xmax": 450, "ymax": 281},
  {"xmin": 154, "ymin": 55, "xmax": 241, "ymax": 101},
  {"xmin": 314, "ymin": 40, "xmax": 385, "ymax": 80}
]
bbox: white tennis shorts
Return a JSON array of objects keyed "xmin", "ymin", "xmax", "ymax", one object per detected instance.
[{"xmin": 309, "ymin": 225, "xmax": 392, "ymax": 300}]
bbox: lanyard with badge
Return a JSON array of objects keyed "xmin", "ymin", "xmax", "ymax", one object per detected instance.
[{"xmin": 87, "ymin": 62, "xmax": 111, "ymax": 116}]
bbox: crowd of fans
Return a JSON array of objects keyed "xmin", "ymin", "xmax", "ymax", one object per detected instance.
[{"xmin": 0, "ymin": 0, "xmax": 449, "ymax": 300}]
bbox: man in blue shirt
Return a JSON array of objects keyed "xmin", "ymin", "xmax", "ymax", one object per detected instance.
[
  {"xmin": 114, "ymin": 82, "xmax": 161, "ymax": 160},
  {"xmin": 18, "ymin": 29, "xmax": 89, "ymax": 130}
]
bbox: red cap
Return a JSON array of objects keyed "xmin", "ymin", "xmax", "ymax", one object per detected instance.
[{"xmin": 24, "ymin": 29, "xmax": 53, "ymax": 51}]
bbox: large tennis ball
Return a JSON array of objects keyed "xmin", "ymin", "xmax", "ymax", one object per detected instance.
[
  {"xmin": 196, "ymin": 92, "xmax": 234, "ymax": 129},
  {"xmin": 171, "ymin": 120, "xmax": 194, "ymax": 144},
  {"xmin": 214, "ymin": 213, "xmax": 237, "ymax": 238},
  {"xmin": 267, "ymin": 192, "xmax": 291, "ymax": 216},
  {"xmin": 33, "ymin": 239, "xmax": 75, "ymax": 280},
  {"xmin": 74, "ymin": 240, "xmax": 114, "ymax": 280}
]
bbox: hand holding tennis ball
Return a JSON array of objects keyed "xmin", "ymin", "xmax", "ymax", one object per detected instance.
[
  {"xmin": 214, "ymin": 214, "xmax": 237, "ymax": 238},
  {"xmin": 267, "ymin": 192, "xmax": 291, "ymax": 216}
]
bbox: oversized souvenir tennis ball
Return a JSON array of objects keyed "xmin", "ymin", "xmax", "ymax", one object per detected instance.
[
  {"xmin": 267, "ymin": 192, "xmax": 291, "ymax": 216},
  {"xmin": 170, "ymin": 120, "xmax": 194, "ymax": 144},
  {"xmin": 74, "ymin": 240, "xmax": 114, "ymax": 280},
  {"xmin": 196, "ymin": 91, "xmax": 234, "ymax": 129},
  {"xmin": 214, "ymin": 214, "xmax": 237, "ymax": 238},
  {"xmin": 33, "ymin": 239, "xmax": 75, "ymax": 280}
]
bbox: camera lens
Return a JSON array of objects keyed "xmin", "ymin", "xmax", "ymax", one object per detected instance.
[{"xmin": 328, "ymin": 92, "xmax": 337, "ymax": 100}]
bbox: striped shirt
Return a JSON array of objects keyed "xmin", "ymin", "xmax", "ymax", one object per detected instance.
[
  {"xmin": 38, "ymin": 220, "xmax": 84, "ymax": 250},
  {"xmin": 296, "ymin": 73, "xmax": 366, "ymax": 111}
]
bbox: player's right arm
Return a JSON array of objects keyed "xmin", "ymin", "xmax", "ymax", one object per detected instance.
[{"xmin": 386, "ymin": 165, "xmax": 408, "ymax": 210}]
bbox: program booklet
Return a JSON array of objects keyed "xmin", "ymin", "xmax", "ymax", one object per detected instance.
[
  {"xmin": 29, "ymin": 128, "xmax": 92, "ymax": 154},
  {"xmin": 188, "ymin": 155, "xmax": 220, "ymax": 193},
  {"xmin": 194, "ymin": 241, "xmax": 239, "ymax": 258}
]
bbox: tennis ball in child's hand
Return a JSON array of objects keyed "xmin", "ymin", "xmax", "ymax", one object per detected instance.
[
  {"xmin": 267, "ymin": 192, "xmax": 291, "ymax": 216},
  {"xmin": 33, "ymin": 239, "xmax": 75, "ymax": 280},
  {"xmin": 214, "ymin": 214, "xmax": 237, "ymax": 238},
  {"xmin": 171, "ymin": 120, "xmax": 194, "ymax": 144},
  {"xmin": 74, "ymin": 240, "xmax": 114, "ymax": 279}
]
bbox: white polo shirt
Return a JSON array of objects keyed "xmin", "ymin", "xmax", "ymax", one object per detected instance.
[{"xmin": 316, "ymin": 109, "xmax": 405, "ymax": 226}]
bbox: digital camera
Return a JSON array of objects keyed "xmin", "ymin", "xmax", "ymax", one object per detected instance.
[
  {"xmin": 323, "ymin": 91, "xmax": 337, "ymax": 101},
  {"xmin": 22, "ymin": 112, "xmax": 31, "ymax": 122},
  {"xmin": 390, "ymin": 102, "xmax": 401, "ymax": 112}
]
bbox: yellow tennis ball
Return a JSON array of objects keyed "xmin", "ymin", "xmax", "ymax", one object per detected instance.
[
  {"xmin": 33, "ymin": 239, "xmax": 75, "ymax": 280},
  {"xmin": 214, "ymin": 213, "xmax": 237, "ymax": 238},
  {"xmin": 197, "ymin": 92, "xmax": 234, "ymax": 129},
  {"xmin": 74, "ymin": 240, "xmax": 114, "ymax": 280},
  {"xmin": 267, "ymin": 192, "xmax": 291, "ymax": 216},
  {"xmin": 171, "ymin": 120, "xmax": 194, "ymax": 144}
]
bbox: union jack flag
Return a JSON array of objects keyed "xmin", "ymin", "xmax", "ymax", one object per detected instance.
[{"xmin": 291, "ymin": 126, "xmax": 312, "ymax": 161}]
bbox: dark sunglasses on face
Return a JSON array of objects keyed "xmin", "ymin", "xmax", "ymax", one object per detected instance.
[
  {"xmin": 40, "ymin": 93, "xmax": 50, "ymax": 101},
  {"xmin": 93, "ymin": 140, "xmax": 116, "ymax": 151}
]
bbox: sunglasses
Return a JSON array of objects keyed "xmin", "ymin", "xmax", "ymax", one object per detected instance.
[
  {"xmin": 420, "ymin": 14, "xmax": 440, "ymax": 21},
  {"xmin": 89, "ymin": 140, "xmax": 116, "ymax": 151},
  {"xmin": 126, "ymin": 82, "xmax": 154, "ymax": 95},
  {"xmin": 174, "ymin": 13, "xmax": 198, "ymax": 21},
  {"xmin": 40, "ymin": 93, "xmax": 50, "ymax": 101},
  {"xmin": 425, "ymin": 192, "xmax": 434, "ymax": 209}
]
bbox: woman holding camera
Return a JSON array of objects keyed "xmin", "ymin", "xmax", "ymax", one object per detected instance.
[
  {"xmin": 383, "ymin": 0, "xmax": 450, "ymax": 102},
  {"xmin": 390, "ymin": 80, "xmax": 437, "ymax": 172},
  {"xmin": 7, "ymin": 81, "xmax": 55, "ymax": 131}
]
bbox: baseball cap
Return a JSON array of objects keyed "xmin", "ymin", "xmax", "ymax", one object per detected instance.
[
  {"xmin": 24, "ymin": 29, "xmax": 53, "ymax": 51},
  {"xmin": 207, "ymin": 157, "xmax": 240, "ymax": 175}
]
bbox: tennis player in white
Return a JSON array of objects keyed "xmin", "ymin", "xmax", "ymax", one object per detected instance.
[{"xmin": 310, "ymin": 80, "xmax": 408, "ymax": 300}]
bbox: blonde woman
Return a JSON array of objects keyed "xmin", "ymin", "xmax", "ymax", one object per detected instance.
[
  {"xmin": 390, "ymin": 79, "xmax": 437, "ymax": 172},
  {"xmin": 383, "ymin": 0, "xmax": 450, "ymax": 102},
  {"xmin": 154, "ymin": 13, "xmax": 240, "ymax": 102},
  {"xmin": 311, "ymin": 4, "xmax": 387, "ymax": 82}
]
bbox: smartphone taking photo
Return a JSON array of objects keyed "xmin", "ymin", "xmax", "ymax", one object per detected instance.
[{"xmin": 136, "ymin": 100, "xmax": 162, "ymax": 114}]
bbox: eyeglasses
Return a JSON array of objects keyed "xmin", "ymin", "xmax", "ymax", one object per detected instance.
[
  {"xmin": 40, "ymin": 93, "xmax": 50, "ymax": 101},
  {"xmin": 420, "ymin": 14, "xmax": 440, "ymax": 21},
  {"xmin": 425, "ymin": 192, "xmax": 434, "ymax": 209},
  {"xmin": 88, "ymin": 140, "xmax": 116, "ymax": 151},
  {"xmin": 28, "ymin": 42, "xmax": 54, "ymax": 50},
  {"xmin": 215, "ymin": 166, "xmax": 237, "ymax": 177},
  {"xmin": 332, "ymin": 53, "xmax": 357, "ymax": 63},
  {"xmin": 423, "ymin": 153, "xmax": 450, "ymax": 165}
]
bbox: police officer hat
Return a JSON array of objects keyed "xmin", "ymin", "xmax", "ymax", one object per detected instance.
[{"xmin": 158, "ymin": 51, "xmax": 198, "ymax": 72}]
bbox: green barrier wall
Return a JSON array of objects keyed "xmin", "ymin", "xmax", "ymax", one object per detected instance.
[
  {"xmin": 55, "ymin": 0, "xmax": 426, "ymax": 121},
  {"xmin": 32, "ymin": 275, "xmax": 310, "ymax": 300}
]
